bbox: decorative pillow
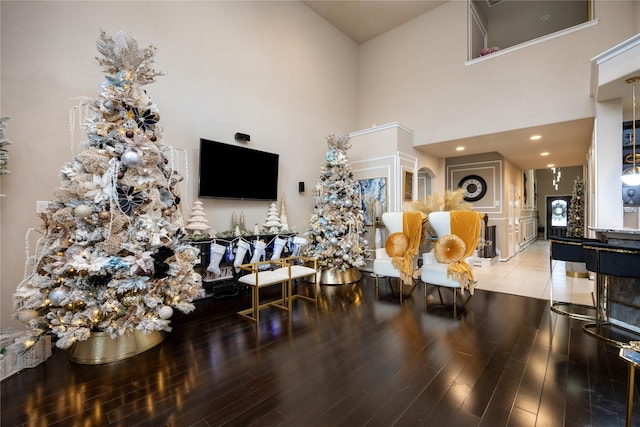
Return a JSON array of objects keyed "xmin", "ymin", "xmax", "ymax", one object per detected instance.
[
  {"xmin": 434, "ymin": 234, "xmax": 467, "ymax": 264},
  {"xmin": 385, "ymin": 232, "xmax": 410, "ymax": 257}
]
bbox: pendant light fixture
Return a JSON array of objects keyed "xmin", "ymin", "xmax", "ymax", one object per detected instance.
[{"xmin": 622, "ymin": 76, "xmax": 640, "ymax": 186}]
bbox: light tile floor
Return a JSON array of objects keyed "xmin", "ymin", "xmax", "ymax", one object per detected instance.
[{"xmin": 473, "ymin": 239, "xmax": 595, "ymax": 306}]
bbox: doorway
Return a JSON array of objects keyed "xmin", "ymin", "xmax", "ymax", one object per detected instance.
[
  {"xmin": 546, "ymin": 195, "xmax": 571, "ymax": 238},
  {"xmin": 417, "ymin": 167, "xmax": 434, "ymax": 203}
]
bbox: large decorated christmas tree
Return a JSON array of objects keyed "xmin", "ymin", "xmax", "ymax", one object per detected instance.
[
  {"xmin": 12, "ymin": 31, "xmax": 203, "ymax": 351},
  {"xmin": 304, "ymin": 133, "xmax": 368, "ymax": 283},
  {"xmin": 566, "ymin": 176, "xmax": 585, "ymax": 237}
]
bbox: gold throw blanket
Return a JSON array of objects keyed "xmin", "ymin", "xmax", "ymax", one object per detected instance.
[
  {"xmin": 391, "ymin": 211, "xmax": 427, "ymax": 286},
  {"xmin": 447, "ymin": 211, "xmax": 484, "ymax": 294}
]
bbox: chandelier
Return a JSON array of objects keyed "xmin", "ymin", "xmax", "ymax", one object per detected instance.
[
  {"xmin": 552, "ymin": 167, "xmax": 561, "ymax": 190},
  {"xmin": 622, "ymin": 76, "xmax": 640, "ymax": 186}
]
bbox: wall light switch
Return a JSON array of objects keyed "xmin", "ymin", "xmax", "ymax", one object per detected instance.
[{"xmin": 35, "ymin": 200, "xmax": 50, "ymax": 213}]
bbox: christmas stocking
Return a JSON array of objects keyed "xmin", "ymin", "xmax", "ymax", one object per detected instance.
[
  {"xmin": 207, "ymin": 242, "xmax": 226, "ymax": 276},
  {"xmin": 271, "ymin": 237, "xmax": 288, "ymax": 260},
  {"xmin": 250, "ymin": 240, "xmax": 267, "ymax": 264},
  {"xmin": 234, "ymin": 239, "xmax": 251, "ymax": 272},
  {"xmin": 291, "ymin": 236, "xmax": 308, "ymax": 257}
]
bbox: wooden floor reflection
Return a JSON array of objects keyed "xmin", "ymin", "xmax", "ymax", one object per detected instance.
[{"xmin": 2, "ymin": 273, "xmax": 637, "ymax": 426}]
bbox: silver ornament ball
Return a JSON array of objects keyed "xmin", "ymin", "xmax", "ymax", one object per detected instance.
[
  {"xmin": 121, "ymin": 150, "xmax": 141, "ymax": 168},
  {"xmin": 74, "ymin": 204, "xmax": 92, "ymax": 219},
  {"xmin": 49, "ymin": 286, "xmax": 69, "ymax": 306},
  {"xmin": 158, "ymin": 305, "xmax": 174, "ymax": 320}
]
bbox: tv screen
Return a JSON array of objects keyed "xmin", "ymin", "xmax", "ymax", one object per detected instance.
[{"xmin": 198, "ymin": 139, "xmax": 279, "ymax": 200}]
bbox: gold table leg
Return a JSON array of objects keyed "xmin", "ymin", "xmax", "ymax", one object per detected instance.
[{"xmin": 627, "ymin": 363, "xmax": 635, "ymax": 427}]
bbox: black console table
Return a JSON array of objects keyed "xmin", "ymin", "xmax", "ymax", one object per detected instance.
[{"xmin": 186, "ymin": 232, "xmax": 298, "ymax": 298}]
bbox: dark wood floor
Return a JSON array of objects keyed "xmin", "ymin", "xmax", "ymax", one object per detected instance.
[{"xmin": 2, "ymin": 274, "xmax": 639, "ymax": 427}]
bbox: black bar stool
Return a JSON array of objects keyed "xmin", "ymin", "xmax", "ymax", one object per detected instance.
[
  {"xmin": 548, "ymin": 236, "xmax": 600, "ymax": 321},
  {"xmin": 582, "ymin": 241, "xmax": 640, "ymax": 347}
]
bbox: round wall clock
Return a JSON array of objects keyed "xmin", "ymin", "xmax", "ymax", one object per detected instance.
[{"xmin": 458, "ymin": 175, "xmax": 487, "ymax": 202}]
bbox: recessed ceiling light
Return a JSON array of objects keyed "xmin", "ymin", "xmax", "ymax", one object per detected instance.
[
  {"xmin": 540, "ymin": 152, "xmax": 550, "ymax": 156},
  {"xmin": 456, "ymin": 146, "xmax": 465, "ymax": 151},
  {"xmin": 547, "ymin": 164, "xmax": 555, "ymax": 168},
  {"xmin": 530, "ymin": 135, "xmax": 541, "ymax": 141}
]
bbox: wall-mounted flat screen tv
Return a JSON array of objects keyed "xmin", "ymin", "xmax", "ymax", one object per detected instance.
[{"xmin": 198, "ymin": 138, "xmax": 279, "ymax": 200}]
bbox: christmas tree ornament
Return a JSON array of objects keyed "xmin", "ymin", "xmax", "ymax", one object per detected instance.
[
  {"xmin": 49, "ymin": 286, "xmax": 69, "ymax": 306},
  {"xmin": 207, "ymin": 242, "xmax": 226, "ymax": 276},
  {"xmin": 18, "ymin": 309, "xmax": 38, "ymax": 323},
  {"xmin": 98, "ymin": 210, "xmax": 111, "ymax": 222},
  {"xmin": 122, "ymin": 294, "xmax": 141, "ymax": 307},
  {"xmin": 158, "ymin": 305, "xmax": 173, "ymax": 320},
  {"xmin": 121, "ymin": 150, "xmax": 141, "ymax": 168},
  {"xmin": 74, "ymin": 204, "xmax": 92, "ymax": 218}
]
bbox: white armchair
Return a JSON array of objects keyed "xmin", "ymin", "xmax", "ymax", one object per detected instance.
[
  {"xmin": 372, "ymin": 212, "xmax": 423, "ymax": 303},
  {"xmin": 420, "ymin": 211, "xmax": 484, "ymax": 317}
]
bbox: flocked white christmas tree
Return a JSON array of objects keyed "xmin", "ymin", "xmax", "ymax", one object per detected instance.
[
  {"xmin": 11, "ymin": 31, "xmax": 203, "ymax": 351},
  {"xmin": 185, "ymin": 200, "xmax": 211, "ymax": 237},
  {"xmin": 567, "ymin": 176, "xmax": 585, "ymax": 238},
  {"xmin": 263, "ymin": 202, "xmax": 281, "ymax": 233},
  {"xmin": 304, "ymin": 133, "xmax": 368, "ymax": 273}
]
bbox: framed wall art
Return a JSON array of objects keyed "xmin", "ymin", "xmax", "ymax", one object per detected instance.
[{"xmin": 358, "ymin": 177, "xmax": 387, "ymax": 225}]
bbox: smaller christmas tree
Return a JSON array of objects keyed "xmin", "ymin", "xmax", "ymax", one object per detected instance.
[
  {"xmin": 263, "ymin": 202, "xmax": 281, "ymax": 233},
  {"xmin": 567, "ymin": 176, "xmax": 584, "ymax": 237},
  {"xmin": 304, "ymin": 133, "xmax": 368, "ymax": 275},
  {"xmin": 185, "ymin": 200, "xmax": 211, "ymax": 237}
]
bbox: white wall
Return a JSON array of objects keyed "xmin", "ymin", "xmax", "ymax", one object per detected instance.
[
  {"xmin": 0, "ymin": 1, "xmax": 359, "ymax": 330},
  {"xmin": 357, "ymin": 1, "xmax": 636, "ymax": 147},
  {"xmin": 2, "ymin": 0, "xmax": 638, "ymax": 331}
]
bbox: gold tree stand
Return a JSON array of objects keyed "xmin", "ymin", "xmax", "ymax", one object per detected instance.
[
  {"xmin": 318, "ymin": 267, "xmax": 361, "ymax": 285},
  {"xmin": 69, "ymin": 330, "xmax": 165, "ymax": 365}
]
